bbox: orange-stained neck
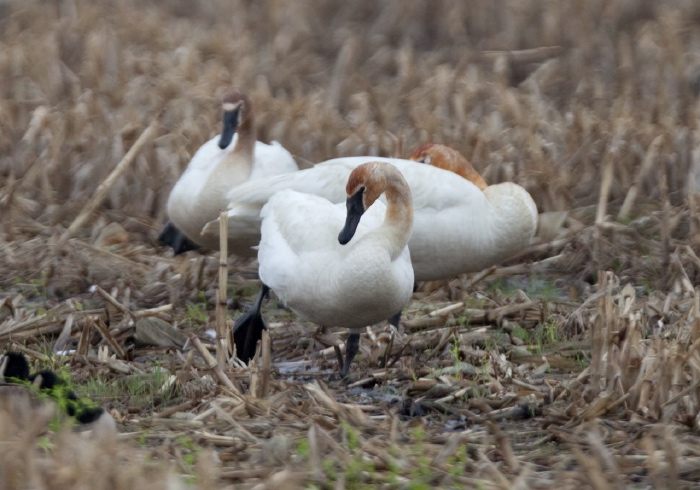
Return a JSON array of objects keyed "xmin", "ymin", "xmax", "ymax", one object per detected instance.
[
  {"xmin": 410, "ymin": 143, "xmax": 488, "ymax": 191},
  {"xmin": 223, "ymin": 90, "xmax": 255, "ymax": 156},
  {"xmin": 346, "ymin": 161, "xmax": 414, "ymax": 258}
]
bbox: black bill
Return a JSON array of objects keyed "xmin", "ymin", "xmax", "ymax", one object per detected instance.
[
  {"xmin": 338, "ymin": 188, "xmax": 365, "ymax": 245},
  {"xmin": 218, "ymin": 106, "xmax": 241, "ymax": 149}
]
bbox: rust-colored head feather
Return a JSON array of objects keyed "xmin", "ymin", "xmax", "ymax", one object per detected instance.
[
  {"xmin": 410, "ymin": 143, "xmax": 437, "ymax": 161},
  {"xmin": 221, "ymin": 90, "xmax": 253, "ymax": 120},
  {"xmin": 222, "ymin": 89, "xmax": 250, "ymax": 107},
  {"xmin": 346, "ymin": 162, "xmax": 391, "ymax": 211},
  {"xmin": 410, "ymin": 143, "xmax": 487, "ymax": 190},
  {"xmin": 346, "ymin": 164, "xmax": 370, "ymax": 196}
]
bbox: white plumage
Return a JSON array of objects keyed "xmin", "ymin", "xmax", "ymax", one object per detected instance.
[
  {"xmin": 256, "ymin": 162, "xmax": 415, "ymax": 376},
  {"xmin": 162, "ymin": 90, "xmax": 297, "ymax": 255},
  {"xmin": 259, "ymin": 190, "xmax": 413, "ymax": 329},
  {"xmin": 205, "ymin": 149, "xmax": 538, "ymax": 280}
]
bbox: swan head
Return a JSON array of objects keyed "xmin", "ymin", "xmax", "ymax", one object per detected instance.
[
  {"xmin": 338, "ymin": 164, "xmax": 373, "ymax": 245},
  {"xmin": 219, "ymin": 90, "xmax": 252, "ymax": 149},
  {"xmin": 410, "ymin": 143, "xmax": 488, "ymax": 191},
  {"xmin": 338, "ymin": 184, "xmax": 365, "ymax": 245},
  {"xmin": 338, "ymin": 161, "xmax": 407, "ymax": 245}
]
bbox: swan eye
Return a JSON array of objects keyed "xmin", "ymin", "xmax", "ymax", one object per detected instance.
[{"xmin": 420, "ymin": 156, "xmax": 431, "ymax": 164}]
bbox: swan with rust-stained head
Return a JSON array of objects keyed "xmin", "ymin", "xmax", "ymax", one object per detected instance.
[
  {"xmin": 254, "ymin": 161, "xmax": 414, "ymax": 377},
  {"xmin": 208, "ymin": 143, "xmax": 536, "ymax": 279},
  {"xmin": 159, "ymin": 89, "xmax": 298, "ymax": 255},
  {"xmin": 217, "ymin": 144, "xmax": 537, "ymax": 363},
  {"xmin": 405, "ymin": 142, "xmax": 537, "ymax": 279}
]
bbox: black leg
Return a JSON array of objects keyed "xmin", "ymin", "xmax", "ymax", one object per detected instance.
[
  {"xmin": 333, "ymin": 345, "xmax": 344, "ymax": 368},
  {"xmin": 339, "ymin": 332, "xmax": 361, "ymax": 378},
  {"xmin": 158, "ymin": 221, "xmax": 200, "ymax": 255},
  {"xmin": 387, "ymin": 310, "xmax": 402, "ymax": 328},
  {"xmin": 232, "ymin": 284, "xmax": 270, "ymax": 363}
]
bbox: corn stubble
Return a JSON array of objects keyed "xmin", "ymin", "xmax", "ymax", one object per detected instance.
[{"xmin": 2, "ymin": 0, "xmax": 700, "ymax": 488}]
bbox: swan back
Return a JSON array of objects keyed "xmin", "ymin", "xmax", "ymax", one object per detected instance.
[
  {"xmin": 248, "ymin": 141, "xmax": 298, "ymax": 178},
  {"xmin": 222, "ymin": 155, "xmax": 448, "ymax": 216},
  {"xmin": 406, "ymin": 144, "xmax": 538, "ymax": 279}
]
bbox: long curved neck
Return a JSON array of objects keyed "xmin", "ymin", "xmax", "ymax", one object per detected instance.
[
  {"xmin": 380, "ymin": 180, "xmax": 413, "ymax": 260},
  {"xmin": 232, "ymin": 106, "xmax": 255, "ymax": 158},
  {"xmin": 439, "ymin": 146, "xmax": 488, "ymax": 191},
  {"xmin": 459, "ymin": 164, "xmax": 487, "ymax": 191},
  {"xmin": 219, "ymin": 105, "xmax": 255, "ymax": 183}
]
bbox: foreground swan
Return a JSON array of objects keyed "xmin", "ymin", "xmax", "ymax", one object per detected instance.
[
  {"xmin": 159, "ymin": 89, "xmax": 297, "ymax": 255},
  {"xmin": 256, "ymin": 161, "xmax": 414, "ymax": 377},
  {"xmin": 228, "ymin": 144, "xmax": 538, "ymax": 363}
]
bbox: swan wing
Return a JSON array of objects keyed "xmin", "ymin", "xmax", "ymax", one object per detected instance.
[
  {"xmin": 409, "ymin": 181, "xmax": 537, "ymax": 280},
  {"xmin": 249, "ymin": 141, "xmax": 298, "ymax": 179},
  {"xmin": 226, "ymin": 160, "xmax": 358, "ymax": 207}
]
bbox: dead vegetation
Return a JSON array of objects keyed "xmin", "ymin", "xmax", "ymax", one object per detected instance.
[{"xmin": 3, "ymin": 0, "xmax": 700, "ymax": 488}]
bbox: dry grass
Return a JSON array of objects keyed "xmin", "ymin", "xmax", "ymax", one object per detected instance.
[{"xmin": 3, "ymin": 0, "xmax": 700, "ymax": 488}]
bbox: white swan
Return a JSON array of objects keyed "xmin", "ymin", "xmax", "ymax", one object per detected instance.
[
  {"xmin": 221, "ymin": 144, "xmax": 537, "ymax": 363},
  {"xmin": 159, "ymin": 89, "xmax": 298, "ymax": 255},
  {"xmin": 406, "ymin": 143, "xmax": 538, "ymax": 279},
  {"xmin": 205, "ymin": 144, "xmax": 537, "ymax": 279},
  {"xmin": 256, "ymin": 161, "xmax": 414, "ymax": 377}
]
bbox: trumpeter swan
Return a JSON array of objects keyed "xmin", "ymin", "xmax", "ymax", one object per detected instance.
[
  {"xmin": 254, "ymin": 161, "xmax": 415, "ymax": 377},
  {"xmin": 159, "ymin": 89, "xmax": 297, "ymax": 255}
]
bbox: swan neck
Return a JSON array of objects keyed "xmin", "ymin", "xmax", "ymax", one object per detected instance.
[
  {"xmin": 220, "ymin": 105, "xmax": 255, "ymax": 181},
  {"xmin": 463, "ymin": 166, "xmax": 488, "ymax": 191},
  {"xmin": 233, "ymin": 107, "xmax": 255, "ymax": 157},
  {"xmin": 381, "ymin": 181, "xmax": 413, "ymax": 259}
]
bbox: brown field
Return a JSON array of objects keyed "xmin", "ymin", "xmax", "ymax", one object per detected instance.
[{"xmin": 3, "ymin": 0, "xmax": 700, "ymax": 488}]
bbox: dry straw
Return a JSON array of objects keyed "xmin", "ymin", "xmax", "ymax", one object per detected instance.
[{"xmin": 2, "ymin": 0, "xmax": 700, "ymax": 487}]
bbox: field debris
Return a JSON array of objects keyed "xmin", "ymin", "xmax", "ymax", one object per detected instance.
[{"xmin": 3, "ymin": 0, "xmax": 700, "ymax": 488}]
